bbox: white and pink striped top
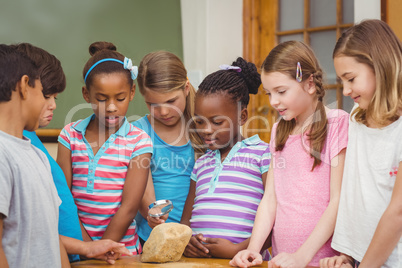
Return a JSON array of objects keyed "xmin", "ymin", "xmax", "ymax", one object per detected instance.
[{"xmin": 58, "ymin": 115, "xmax": 153, "ymax": 254}]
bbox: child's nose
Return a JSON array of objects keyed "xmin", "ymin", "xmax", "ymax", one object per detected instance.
[
  {"xmin": 107, "ymin": 103, "xmax": 117, "ymax": 112},
  {"xmin": 49, "ymin": 97, "xmax": 56, "ymax": 110},
  {"xmin": 270, "ymin": 95, "xmax": 279, "ymax": 107},
  {"xmin": 159, "ymin": 105, "xmax": 169, "ymax": 116},
  {"xmin": 342, "ymin": 86, "xmax": 352, "ymax": 96}
]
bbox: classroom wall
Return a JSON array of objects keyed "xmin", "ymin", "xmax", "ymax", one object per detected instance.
[
  {"xmin": 180, "ymin": 0, "xmax": 243, "ymax": 88},
  {"xmin": 1, "ymin": 0, "xmax": 183, "ymax": 128}
]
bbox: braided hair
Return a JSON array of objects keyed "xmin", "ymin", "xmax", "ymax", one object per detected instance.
[
  {"xmin": 191, "ymin": 57, "xmax": 261, "ymax": 157},
  {"xmin": 197, "ymin": 57, "xmax": 260, "ymax": 107}
]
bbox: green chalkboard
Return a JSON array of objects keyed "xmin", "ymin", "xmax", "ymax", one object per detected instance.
[{"xmin": 1, "ymin": 0, "xmax": 183, "ymax": 129}]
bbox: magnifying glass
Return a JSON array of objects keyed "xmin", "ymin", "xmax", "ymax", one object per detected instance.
[{"xmin": 148, "ymin": 200, "xmax": 174, "ymax": 218}]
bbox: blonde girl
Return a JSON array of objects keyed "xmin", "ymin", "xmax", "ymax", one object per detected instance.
[
  {"xmin": 320, "ymin": 19, "xmax": 402, "ymax": 268},
  {"xmin": 133, "ymin": 51, "xmax": 200, "ymax": 244},
  {"xmin": 231, "ymin": 41, "xmax": 348, "ymax": 267}
]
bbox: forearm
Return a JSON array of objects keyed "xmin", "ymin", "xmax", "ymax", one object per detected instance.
[
  {"xmin": 296, "ymin": 199, "xmax": 339, "ymax": 264},
  {"xmin": 139, "ymin": 174, "xmax": 156, "ymax": 219},
  {"xmin": 247, "ymin": 197, "xmax": 275, "ymax": 252},
  {"xmin": 0, "ymin": 246, "xmax": 8, "ymax": 268},
  {"xmin": 102, "ymin": 205, "xmax": 136, "ymax": 242},
  {"xmin": 139, "ymin": 192, "xmax": 155, "ymax": 219},
  {"xmin": 359, "ymin": 205, "xmax": 402, "ymax": 267},
  {"xmin": 60, "ymin": 235, "xmax": 86, "ymax": 255},
  {"xmin": 180, "ymin": 180, "xmax": 196, "ymax": 227},
  {"xmin": 59, "ymin": 236, "xmax": 70, "ymax": 267},
  {"xmin": 0, "ymin": 217, "xmax": 9, "ymax": 267},
  {"xmin": 79, "ymin": 218, "xmax": 92, "ymax": 242}
]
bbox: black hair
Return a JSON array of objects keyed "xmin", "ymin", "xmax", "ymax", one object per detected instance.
[
  {"xmin": 11, "ymin": 43, "xmax": 66, "ymax": 96},
  {"xmin": 197, "ymin": 57, "xmax": 261, "ymax": 107},
  {"xmin": 82, "ymin": 41, "xmax": 133, "ymax": 89},
  {"xmin": 0, "ymin": 44, "xmax": 39, "ymax": 102}
]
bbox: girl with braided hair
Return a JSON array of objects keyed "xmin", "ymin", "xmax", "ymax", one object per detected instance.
[
  {"xmin": 181, "ymin": 57, "xmax": 271, "ymax": 259},
  {"xmin": 231, "ymin": 41, "xmax": 349, "ymax": 267}
]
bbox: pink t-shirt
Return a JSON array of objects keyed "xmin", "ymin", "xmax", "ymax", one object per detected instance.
[{"xmin": 270, "ymin": 109, "xmax": 349, "ymax": 266}]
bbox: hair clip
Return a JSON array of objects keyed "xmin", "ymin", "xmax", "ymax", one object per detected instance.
[
  {"xmin": 124, "ymin": 57, "xmax": 138, "ymax": 80},
  {"xmin": 219, "ymin": 64, "xmax": 242, "ymax": 73},
  {"xmin": 296, "ymin": 62, "xmax": 302, "ymax": 82}
]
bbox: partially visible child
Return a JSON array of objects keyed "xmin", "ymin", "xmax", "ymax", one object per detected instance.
[
  {"xmin": 12, "ymin": 42, "xmax": 83, "ymax": 263},
  {"xmin": 181, "ymin": 57, "xmax": 271, "ymax": 259},
  {"xmin": 0, "ymin": 44, "xmax": 68, "ymax": 267},
  {"xmin": 320, "ymin": 19, "xmax": 402, "ymax": 268},
  {"xmin": 14, "ymin": 43, "xmax": 130, "ymax": 264},
  {"xmin": 57, "ymin": 41, "xmax": 152, "ymax": 254},
  {"xmin": 133, "ymin": 51, "xmax": 199, "ymax": 244},
  {"xmin": 231, "ymin": 41, "xmax": 348, "ymax": 268}
]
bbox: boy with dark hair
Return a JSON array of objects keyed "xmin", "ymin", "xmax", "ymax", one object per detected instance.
[{"xmin": 0, "ymin": 44, "xmax": 66, "ymax": 267}]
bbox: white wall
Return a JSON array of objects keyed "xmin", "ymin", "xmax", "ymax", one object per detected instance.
[
  {"xmin": 354, "ymin": 0, "xmax": 381, "ymax": 22},
  {"xmin": 181, "ymin": 0, "xmax": 243, "ymax": 88}
]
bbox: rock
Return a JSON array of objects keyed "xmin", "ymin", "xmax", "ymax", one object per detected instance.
[{"xmin": 141, "ymin": 223, "xmax": 192, "ymax": 263}]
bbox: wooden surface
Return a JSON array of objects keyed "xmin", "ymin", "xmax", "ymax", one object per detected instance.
[{"xmin": 71, "ymin": 255, "xmax": 268, "ymax": 267}]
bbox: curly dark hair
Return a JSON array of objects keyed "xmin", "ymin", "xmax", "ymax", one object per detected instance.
[{"xmin": 197, "ymin": 57, "xmax": 261, "ymax": 107}]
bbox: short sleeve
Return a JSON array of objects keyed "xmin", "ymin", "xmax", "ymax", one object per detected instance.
[
  {"xmin": 58, "ymin": 124, "xmax": 73, "ymax": 150},
  {"xmin": 260, "ymin": 145, "xmax": 271, "ymax": 174},
  {"xmin": 328, "ymin": 110, "xmax": 349, "ymax": 160},
  {"xmin": 130, "ymin": 132, "xmax": 153, "ymax": 159},
  {"xmin": 0, "ymin": 154, "xmax": 12, "ymax": 217}
]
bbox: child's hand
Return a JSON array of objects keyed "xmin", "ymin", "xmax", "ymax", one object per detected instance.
[
  {"xmin": 268, "ymin": 252, "xmax": 307, "ymax": 268},
  {"xmin": 203, "ymin": 237, "xmax": 238, "ymax": 259},
  {"xmin": 229, "ymin": 249, "xmax": 262, "ymax": 267},
  {"xmin": 83, "ymin": 239, "xmax": 132, "ymax": 265},
  {"xmin": 320, "ymin": 255, "xmax": 354, "ymax": 268},
  {"xmin": 183, "ymin": 233, "xmax": 211, "ymax": 258},
  {"xmin": 146, "ymin": 213, "xmax": 169, "ymax": 229}
]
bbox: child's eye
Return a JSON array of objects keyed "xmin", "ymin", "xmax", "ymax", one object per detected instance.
[
  {"xmin": 97, "ymin": 99, "xmax": 107, "ymax": 102},
  {"xmin": 278, "ymin": 90, "xmax": 286, "ymax": 94},
  {"xmin": 44, "ymin": 95, "xmax": 50, "ymax": 99},
  {"xmin": 194, "ymin": 120, "xmax": 203, "ymax": 125},
  {"xmin": 54, "ymin": 97, "xmax": 58, "ymax": 100},
  {"xmin": 265, "ymin": 92, "xmax": 271, "ymax": 96},
  {"xmin": 167, "ymin": 100, "xmax": 175, "ymax": 104},
  {"xmin": 117, "ymin": 98, "xmax": 126, "ymax": 102},
  {"xmin": 212, "ymin": 121, "xmax": 223, "ymax": 126},
  {"xmin": 348, "ymin": 78, "xmax": 354, "ymax": 83}
]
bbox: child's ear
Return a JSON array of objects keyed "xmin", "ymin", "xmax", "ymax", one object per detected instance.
[
  {"xmin": 129, "ymin": 84, "xmax": 136, "ymax": 101},
  {"xmin": 184, "ymin": 80, "xmax": 190, "ymax": 97},
  {"xmin": 239, "ymin": 107, "xmax": 248, "ymax": 126},
  {"xmin": 82, "ymin": 86, "xmax": 90, "ymax": 103},
  {"xmin": 18, "ymin": 75, "xmax": 30, "ymax": 100},
  {"xmin": 305, "ymin": 74, "xmax": 316, "ymax": 95}
]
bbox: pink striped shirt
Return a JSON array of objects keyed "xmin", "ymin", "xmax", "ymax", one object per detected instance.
[{"xmin": 58, "ymin": 115, "xmax": 153, "ymax": 254}]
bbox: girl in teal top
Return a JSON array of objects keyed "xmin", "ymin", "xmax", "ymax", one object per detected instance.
[{"xmin": 134, "ymin": 51, "xmax": 200, "ymax": 243}]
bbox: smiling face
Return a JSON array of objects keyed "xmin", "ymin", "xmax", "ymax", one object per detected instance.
[
  {"xmin": 82, "ymin": 72, "xmax": 135, "ymax": 131},
  {"xmin": 194, "ymin": 92, "xmax": 246, "ymax": 157},
  {"xmin": 38, "ymin": 93, "xmax": 57, "ymax": 128},
  {"xmin": 261, "ymin": 71, "xmax": 316, "ymax": 123},
  {"xmin": 143, "ymin": 87, "xmax": 189, "ymax": 127},
  {"xmin": 334, "ymin": 56, "xmax": 376, "ymax": 110}
]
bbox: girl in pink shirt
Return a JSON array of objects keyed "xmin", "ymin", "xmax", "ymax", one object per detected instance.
[{"xmin": 230, "ymin": 41, "xmax": 348, "ymax": 268}]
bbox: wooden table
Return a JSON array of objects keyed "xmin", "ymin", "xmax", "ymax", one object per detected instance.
[{"xmin": 71, "ymin": 255, "xmax": 268, "ymax": 267}]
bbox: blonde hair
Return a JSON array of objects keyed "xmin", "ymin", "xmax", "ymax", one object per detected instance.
[
  {"xmin": 262, "ymin": 41, "xmax": 327, "ymax": 170},
  {"xmin": 333, "ymin": 19, "xmax": 402, "ymax": 126},
  {"xmin": 137, "ymin": 51, "xmax": 204, "ymax": 158}
]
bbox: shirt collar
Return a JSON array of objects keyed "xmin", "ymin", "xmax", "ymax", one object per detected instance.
[{"xmin": 72, "ymin": 114, "xmax": 130, "ymax": 136}]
